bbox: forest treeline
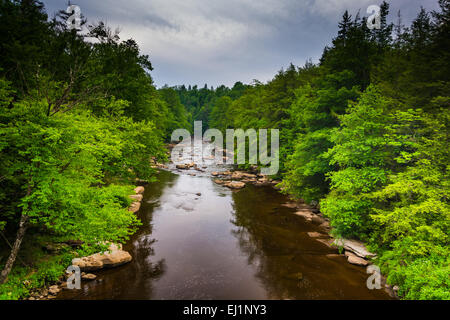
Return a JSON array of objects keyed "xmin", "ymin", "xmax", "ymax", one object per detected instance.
[
  {"xmin": 169, "ymin": 1, "xmax": 449, "ymax": 299},
  {"xmin": 0, "ymin": 0, "xmax": 191, "ymax": 298},
  {"xmin": 0, "ymin": 0, "xmax": 448, "ymax": 300}
]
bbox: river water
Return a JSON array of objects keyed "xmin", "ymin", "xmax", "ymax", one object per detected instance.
[{"xmin": 58, "ymin": 142, "xmax": 390, "ymax": 300}]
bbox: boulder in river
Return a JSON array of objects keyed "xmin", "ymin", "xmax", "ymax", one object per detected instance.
[
  {"xmin": 72, "ymin": 243, "xmax": 132, "ymax": 271},
  {"xmin": 81, "ymin": 273, "xmax": 97, "ymax": 281},
  {"xmin": 48, "ymin": 285, "xmax": 60, "ymax": 296},
  {"xmin": 129, "ymin": 194, "xmax": 143, "ymax": 202},
  {"xmin": 134, "ymin": 186, "xmax": 145, "ymax": 194},
  {"xmin": 345, "ymin": 251, "xmax": 369, "ymax": 266},
  {"xmin": 225, "ymin": 181, "xmax": 246, "ymax": 189},
  {"xmin": 128, "ymin": 201, "xmax": 141, "ymax": 213},
  {"xmin": 318, "ymin": 221, "xmax": 331, "ymax": 232},
  {"xmin": 293, "ymin": 210, "xmax": 314, "ymax": 221},
  {"xmin": 333, "ymin": 239, "xmax": 376, "ymax": 259},
  {"xmin": 311, "ymin": 215, "xmax": 326, "ymax": 225}
]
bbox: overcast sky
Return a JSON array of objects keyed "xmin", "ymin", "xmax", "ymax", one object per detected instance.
[{"xmin": 42, "ymin": 0, "xmax": 439, "ymax": 88}]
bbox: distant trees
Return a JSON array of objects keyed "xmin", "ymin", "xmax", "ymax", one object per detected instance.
[
  {"xmin": 170, "ymin": 0, "xmax": 449, "ymax": 299},
  {"xmin": 0, "ymin": 0, "xmax": 189, "ymax": 289}
]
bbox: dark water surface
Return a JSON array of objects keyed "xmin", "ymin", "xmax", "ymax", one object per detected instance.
[{"xmin": 59, "ymin": 168, "xmax": 390, "ymax": 300}]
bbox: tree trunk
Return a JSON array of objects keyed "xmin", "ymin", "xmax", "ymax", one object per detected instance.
[{"xmin": 0, "ymin": 213, "xmax": 29, "ymax": 284}]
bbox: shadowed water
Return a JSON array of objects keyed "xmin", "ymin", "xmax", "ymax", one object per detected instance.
[{"xmin": 58, "ymin": 167, "xmax": 391, "ymax": 300}]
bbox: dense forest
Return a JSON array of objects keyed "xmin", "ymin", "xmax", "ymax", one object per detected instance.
[
  {"xmin": 0, "ymin": 0, "xmax": 191, "ymax": 298},
  {"xmin": 169, "ymin": 1, "xmax": 449, "ymax": 299},
  {"xmin": 0, "ymin": 0, "xmax": 448, "ymax": 300}
]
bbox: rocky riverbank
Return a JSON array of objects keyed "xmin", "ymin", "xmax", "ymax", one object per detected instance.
[
  {"xmin": 165, "ymin": 143, "xmax": 398, "ymax": 298},
  {"xmin": 210, "ymin": 167, "xmax": 398, "ymax": 298},
  {"xmin": 26, "ymin": 185, "xmax": 145, "ymax": 300}
]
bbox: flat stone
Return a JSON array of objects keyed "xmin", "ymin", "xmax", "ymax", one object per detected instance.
[
  {"xmin": 213, "ymin": 179, "xmax": 226, "ymax": 185},
  {"xmin": 128, "ymin": 201, "xmax": 141, "ymax": 213},
  {"xmin": 48, "ymin": 285, "xmax": 60, "ymax": 295},
  {"xmin": 346, "ymin": 251, "xmax": 369, "ymax": 266},
  {"xmin": 81, "ymin": 273, "xmax": 97, "ymax": 281},
  {"xmin": 333, "ymin": 239, "xmax": 376, "ymax": 258},
  {"xmin": 225, "ymin": 181, "xmax": 245, "ymax": 189},
  {"xmin": 282, "ymin": 202, "xmax": 298, "ymax": 209},
  {"xmin": 315, "ymin": 238, "xmax": 334, "ymax": 248},
  {"xmin": 293, "ymin": 210, "xmax": 314, "ymax": 221},
  {"xmin": 134, "ymin": 186, "xmax": 145, "ymax": 194},
  {"xmin": 129, "ymin": 194, "xmax": 143, "ymax": 202},
  {"xmin": 311, "ymin": 215, "xmax": 326, "ymax": 225}
]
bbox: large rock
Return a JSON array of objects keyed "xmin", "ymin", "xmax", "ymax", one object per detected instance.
[
  {"xmin": 231, "ymin": 171, "xmax": 257, "ymax": 180},
  {"xmin": 48, "ymin": 285, "xmax": 60, "ymax": 296},
  {"xmin": 311, "ymin": 215, "xmax": 326, "ymax": 225},
  {"xmin": 129, "ymin": 194, "xmax": 143, "ymax": 202},
  {"xmin": 225, "ymin": 181, "xmax": 245, "ymax": 189},
  {"xmin": 72, "ymin": 243, "xmax": 132, "ymax": 271},
  {"xmin": 128, "ymin": 201, "xmax": 141, "ymax": 213},
  {"xmin": 345, "ymin": 251, "xmax": 369, "ymax": 266},
  {"xmin": 318, "ymin": 221, "xmax": 331, "ymax": 232},
  {"xmin": 333, "ymin": 239, "xmax": 376, "ymax": 259},
  {"xmin": 81, "ymin": 273, "xmax": 97, "ymax": 281},
  {"xmin": 307, "ymin": 232, "xmax": 327, "ymax": 238},
  {"xmin": 134, "ymin": 186, "xmax": 145, "ymax": 194},
  {"xmin": 293, "ymin": 210, "xmax": 314, "ymax": 221}
]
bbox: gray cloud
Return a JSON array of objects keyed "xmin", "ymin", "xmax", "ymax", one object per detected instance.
[{"xmin": 43, "ymin": 0, "xmax": 440, "ymax": 87}]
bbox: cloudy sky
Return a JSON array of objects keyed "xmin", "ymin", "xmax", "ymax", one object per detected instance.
[{"xmin": 42, "ymin": 0, "xmax": 439, "ymax": 88}]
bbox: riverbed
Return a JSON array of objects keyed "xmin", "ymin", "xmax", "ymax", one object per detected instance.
[{"xmin": 58, "ymin": 143, "xmax": 391, "ymax": 300}]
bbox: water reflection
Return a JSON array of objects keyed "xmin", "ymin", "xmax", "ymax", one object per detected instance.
[
  {"xmin": 230, "ymin": 184, "xmax": 390, "ymax": 299},
  {"xmin": 59, "ymin": 170, "xmax": 390, "ymax": 300}
]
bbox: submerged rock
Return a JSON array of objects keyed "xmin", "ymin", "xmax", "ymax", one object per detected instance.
[
  {"xmin": 307, "ymin": 232, "xmax": 327, "ymax": 238},
  {"xmin": 285, "ymin": 272, "xmax": 303, "ymax": 281}
]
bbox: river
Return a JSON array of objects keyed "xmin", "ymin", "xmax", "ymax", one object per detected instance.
[{"xmin": 58, "ymin": 142, "xmax": 391, "ymax": 300}]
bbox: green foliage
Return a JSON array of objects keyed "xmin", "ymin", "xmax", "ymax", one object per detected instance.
[
  {"xmin": 0, "ymin": 0, "xmax": 449, "ymax": 301},
  {"xmin": 0, "ymin": 0, "xmax": 191, "ymax": 299},
  {"xmin": 170, "ymin": 0, "xmax": 450, "ymax": 300}
]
